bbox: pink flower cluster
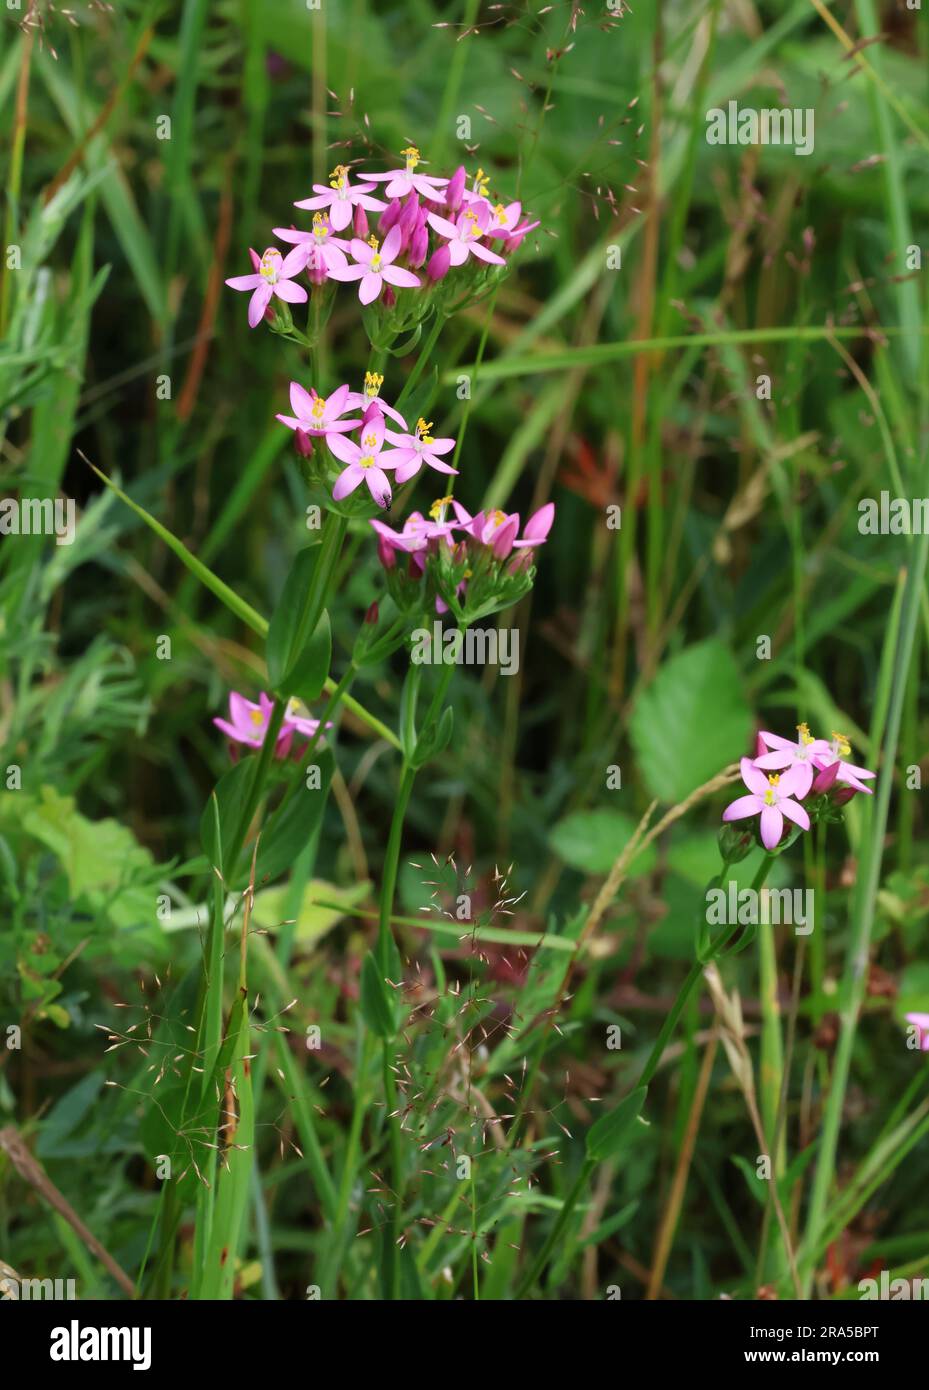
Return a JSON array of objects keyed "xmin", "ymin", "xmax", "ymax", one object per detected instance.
[
  {"xmin": 722, "ymin": 725, "xmax": 876, "ymax": 851},
  {"xmin": 225, "ymin": 148, "xmax": 540, "ymax": 323},
  {"xmin": 214, "ymin": 692, "xmax": 331, "ymax": 759},
  {"xmin": 371, "ymin": 496, "xmax": 554, "ymax": 612},
  {"xmin": 276, "ymin": 373, "xmax": 455, "ymax": 510}
]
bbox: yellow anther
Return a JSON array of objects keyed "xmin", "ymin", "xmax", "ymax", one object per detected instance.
[
  {"xmin": 494, "ymin": 203, "xmax": 508, "ymax": 225},
  {"xmin": 249, "ymin": 709, "xmax": 265, "ymax": 727},
  {"xmin": 359, "ymin": 456, "xmax": 374, "ymax": 470},
  {"xmin": 416, "ymin": 417, "xmax": 435, "ymax": 443},
  {"xmin": 401, "ymin": 145, "xmax": 420, "ymax": 169},
  {"xmin": 259, "ymin": 249, "xmax": 281, "ymax": 281},
  {"xmin": 430, "ymin": 495, "xmax": 453, "ymax": 519},
  {"xmin": 329, "ymin": 164, "xmax": 348, "ymax": 189},
  {"xmin": 312, "ymin": 212, "xmax": 328, "ymax": 235},
  {"xmin": 362, "ymin": 432, "xmax": 378, "ymax": 448},
  {"xmin": 310, "ymin": 396, "xmax": 326, "ymax": 419},
  {"xmin": 364, "ymin": 371, "xmax": 384, "ymax": 394},
  {"xmin": 474, "ymin": 167, "xmax": 490, "ymax": 195},
  {"xmin": 490, "ymin": 509, "xmax": 508, "ymax": 528},
  {"xmin": 797, "ymin": 722, "xmax": 814, "ymax": 745},
  {"xmin": 832, "ymin": 731, "xmax": 851, "ymax": 757}
]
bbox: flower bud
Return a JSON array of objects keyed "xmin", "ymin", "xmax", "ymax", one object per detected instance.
[
  {"xmin": 365, "ymin": 600, "xmax": 379, "ymax": 625},
  {"xmin": 383, "ymin": 284, "xmax": 396, "ymax": 309},
  {"xmin": 445, "ymin": 165, "xmax": 466, "ymax": 213},
  {"xmin": 718, "ymin": 823, "xmax": 754, "ymax": 864},
  {"xmin": 408, "ymin": 223, "xmax": 429, "ymax": 269},
  {"xmin": 380, "ymin": 198, "xmax": 402, "ymax": 234},
  {"xmin": 377, "ymin": 538, "xmax": 396, "ymax": 570},
  {"xmin": 294, "ymin": 428, "xmax": 313, "ymax": 458},
  {"xmin": 427, "ymin": 245, "xmax": 451, "ymax": 282},
  {"xmin": 353, "ymin": 204, "xmax": 369, "ymax": 239},
  {"xmin": 811, "ymin": 761, "xmax": 840, "ymax": 794}
]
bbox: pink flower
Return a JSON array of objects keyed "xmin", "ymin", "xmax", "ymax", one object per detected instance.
[
  {"xmin": 369, "ymin": 511, "xmax": 433, "ymax": 562},
  {"xmin": 384, "ymin": 417, "xmax": 457, "ymax": 484},
  {"xmin": 499, "ymin": 217, "xmax": 541, "ymax": 253},
  {"xmin": 452, "ymin": 501, "xmax": 520, "ymax": 558},
  {"xmin": 276, "ymin": 382, "xmax": 360, "ymax": 440},
  {"xmin": 811, "ymin": 732, "xmax": 876, "ymax": 795},
  {"xmin": 273, "ymin": 213, "xmax": 349, "ymax": 281},
  {"xmin": 294, "ymin": 164, "xmax": 387, "ymax": 233},
  {"xmin": 368, "ymin": 146, "xmax": 448, "ymax": 203},
  {"xmin": 344, "ymin": 371, "xmax": 408, "ymax": 429},
  {"xmin": 214, "ymin": 692, "xmax": 331, "ymax": 759},
  {"xmin": 225, "ymin": 246, "xmax": 308, "ymax": 328},
  {"xmin": 754, "ymin": 724, "xmax": 832, "ymax": 799},
  {"xmin": 329, "ymin": 406, "xmax": 397, "ymax": 508},
  {"xmin": 480, "ymin": 200, "xmax": 524, "ymax": 237},
  {"xmin": 426, "ymin": 203, "xmax": 505, "ymax": 267},
  {"xmin": 722, "ymin": 758, "xmax": 810, "ymax": 851},
  {"xmin": 327, "ymin": 227, "xmax": 421, "ymax": 305},
  {"xmin": 906, "ymin": 1013, "xmax": 929, "ymax": 1051}
]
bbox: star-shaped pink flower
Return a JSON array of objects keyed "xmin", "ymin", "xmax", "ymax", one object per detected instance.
[
  {"xmin": 329, "ymin": 407, "xmax": 397, "ymax": 508},
  {"xmin": 722, "ymin": 758, "xmax": 810, "ymax": 851},
  {"xmin": 225, "ymin": 246, "xmax": 308, "ymax": 328},
  {"xmin": 294, "ymin": 164, "xmax": 387, "ymax": 233},
  {"xmin": 327, "ymin": 226, "xmax": 421, "ymax": 305}
]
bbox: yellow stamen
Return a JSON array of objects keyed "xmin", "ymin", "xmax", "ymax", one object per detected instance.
[
  {"xmin": 359, "ymin": 456, "xmax": 374, "ymax": 470},
  {"xmin": 474, "ymin": 167, "xmax": 490, "ymax": 196},
  {"xmin": 364, "ymin": 370, "xmax": 384, "ymax": 396},
  {"xmin": 312, "ymin": 212, "xmax": 328, "ymax": 237},
  {"xmin": 362, "ymin": 432, "xmax": 378, "ymax": 448},
  {"xmin": 494, "ymin": 203, "xmax": 508, "ymax": 225},
  {"xmin": 416, "ymin": 417, "xmax": 435, "ymax": 444},
  {"xmin": 310, "ymin": 396, "xmax": 327, "ymax": 419},
  {"xmin": 249, "ymin": 709, "xmax": 265, "ymax": 727},
  {"xmin": 831, "ymin": 731, "xmax": 851, "ymax": 758},
  {"xmin": 490, "ymin": 509, "xmax": 508, "ymax": 528},
  {"xmin": 329, "ymin": 164, "xmax": 348, "ymax": 190},
  {"xmin": 259, "ymin": 249, "xmax": 281, "ymax": 282},
  {"xmin": 429, "ymin": 495, "xmax": 453, "ymax": 520},
  {"xmin": 763, "ymin": 774, "xmax": 780, "ymax": 806},
  {"xmin": 797, "ymin": 722, "xmax": 814, "ymax": 745},
  {"xmin": 401, "ymin": 145, "xmax": 420, "ymax": 170}
]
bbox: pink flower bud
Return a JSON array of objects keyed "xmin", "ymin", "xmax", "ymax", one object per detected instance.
[
  {"xmin": 811, "ymin": 761, "xmax": 840, "ymax": 794},
  {"xmin": 365, "ymin": 600, "xmax": 379, "ymax": 625},
  {"xmin": 445, "ymin": 165, "xmax": 466, "ymax": 213},
  {"xmin": 408, "ymin": 223, "xmax": 429, "ymax": 269},
  {"xmin": 377, "ymin": 537, "xmax": 396, "ymax": 570},
  {"xmin": 380, "ymin": 199, "xmax": 402, "ymax": 234},
  {"xmin": 755, "ymin": 732, "xmax": 768, "ymax": 759},
  {"xmin": 353, "ymin": 204, "xmax": 369, "ymax": 239},
  {"xmin": 382, "ymin": 285, "xmax": 396, "ymax": 308},
  {"xmin": 294, "ymin": 428, "xmax": 313, "ymax": 459},
  {"xmin": 427, "ymin": 245, "xmax": 451, "ymax": 282},
  {"xmin": 248, "ymin": 247, "xmax": 261, "ymax": 271}
]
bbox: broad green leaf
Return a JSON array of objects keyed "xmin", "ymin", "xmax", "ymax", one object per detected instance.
[
  {"xmin": 550, "ymin": 809, "xmax": 656, "ymax": 877},
  {"xmin": 630, "ymin": 639, "xmax": 752, "ymax": 803}
]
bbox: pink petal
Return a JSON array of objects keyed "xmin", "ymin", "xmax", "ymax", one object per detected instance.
[
  {"xmin": 760, "ymin": 806, "xmax": 783, "ymax": 850},
  {"xmin": 225, "ymin": 274, "xmax": 262, "ymax": 290},
  {"xmin": 780, "ymin": 798, "xmax": 810, "ymax": 831},
  {"xmin": 381, "ymin": 225, "xmax": 402, "ymax": 263},
  {"xmin": 327, "ymin": 433, "xmax": 361, "ymax": 465},
  {"xmin": 358, "ymin": 272, "xmax": 382, "ymax": 305},
  {"xmin": 722, "ymin": 795, "xmax": 763, "ymax": 822},
  {"xmin": 741, "ymin": 757, "xmax": 769, "ymax": 796},
  {"xmin": 329, "ymin": 200, "xmax": 353, "ymax": 231},
  {"xmin": 381, "ymin": 265, "xmax": 421, "ymax": 289},
  {"xmin": 247, "ymin": 283, "xmax": 273, "ymax": 327},
  {"xmin": 332, "ymin": 463, "xmax": 363, "ymax": 500},
  {"xmin": 469, "ymin": 240, "xmax": 506, "ymax": 265},
  {"xmin": 274, "ymin": 279, "xmax": 308, "ymax": 304}
]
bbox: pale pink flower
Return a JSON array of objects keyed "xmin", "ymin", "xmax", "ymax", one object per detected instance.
[
  {"xmin": 722, "ymin": 759, "xmax": 810, "ymax": 851},
  {"xmin": 754, "ymin": 724, "xmax": 832, "ymax": 799},
  {"xmin": 427, "ymin": 203, "xmax": 505, "ymax": 267},
  {"xmin": 327, "ymin": 227, "xmax": 421, "ymax": 305},
  {"xmin": 811, "ymin": 731, "xmax": 876, "ymax": 795},
  {"xmin": 513, "ymin": 503, "xmax": 555, "ymax": 548},
  {"xmin": 384, "ymin": 417, "xmax": 457, "ymax": 484},
  {"xmin": 276, "ymin": 382, "xmax": 360, "ymax": 440},
  {"xmin": 225, "ymin": 246, "xmax": 308, "ymax": 328},
  {"xmin": 344, "ymin": 371, "xmax": 408, "ymax": 429},
  {"xmin": 329, "ymin": 406, "xmax": 397, "ymax": 508},
  {"xmin": 368, "ymin": 146, "xmax": 448, "ymax": 202},
  {"xmin": 451, "ymin": 501, "xmax": 520, "ymax": 558},
  {"xmin": 273, "ymin": 213, "xmax": 349, "ymax": 280},
  {"xmin": 295, "ymin": 164, "xmax": 387, "ymax": 233}
]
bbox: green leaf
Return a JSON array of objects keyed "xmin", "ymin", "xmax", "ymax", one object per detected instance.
[
  {"xmin": 199, "ymin": 760, "xmax": 256, "ymax": 875},
  {"xmin": 630, "ymin": 639, "xmax": 753, "ymax": 802},
  {"xmin": 252, "ymin": 877, "xmax": 371, "ymax": 945},
  {"xmin": 550, "ymin": 809, "xmax": 656, "ymax": 877},
  {"xmin": 586, "ymin": 1087, "xmax": 648, "ymax": 1162},
  {"xmin": 267, "ymin": 545, "xmax": 333, "ymax": 700},
  {"xmin": 249, "ymin": 752, "xmax": 334, "ymax": 888},
  {"xmin": 360, "ymin": 951, "xmax": 396, "ymax": 1039}
]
